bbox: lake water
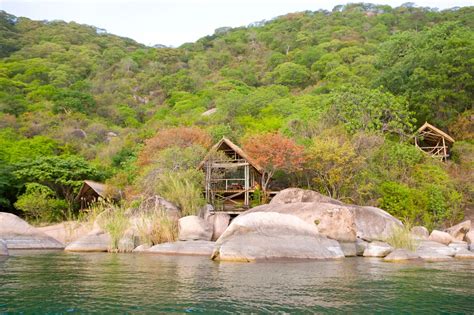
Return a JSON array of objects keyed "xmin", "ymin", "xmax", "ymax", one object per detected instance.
[{"xmin": 1, "ymin": 251, "xmax": 473, "ymax": 313}]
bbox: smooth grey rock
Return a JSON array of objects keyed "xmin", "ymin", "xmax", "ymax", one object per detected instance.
[
  {"xmin": 0, "ymin": 212, "xmax": 64, "ymax": 249},
  {"xmin": 454, "ymin": 248, "xmax": 474, "ymax": 259},
  {"xmin": 147, "ymin": 241, "xmax": 215, "ymax": 256},
  {"xmin": 351, "ymin": 206, "xmax": 403, "ymax": 242},
  {"xmin": 178, "ymin": 216, "xmax": 213, "ymax": 241},
  {"xmin": 445, "ymin": 220, "xmax": 471, "ymax": 241},
  {"xmin": 411, "ymin": 226, "xmax": 429, "ymax": 239},
  {"xmin": 37, "ymin": 221, "xmax": 92, "ymax": 245},
  {"xmin": 355, "ymin": 238, "xmax": 368, "ymax": 256},
  {"xmin": 199, "ymin": 204, "xmax": 214, "ymax": 221},
  {"xmin": 339, "ymin": 242, "xmax": 357, "ymax": 257},
  {"xmin": 246, "ymin": 202, "xmax": 357, "ymax": 242},
  {"xmin": 133, "ymin": 244, "xmax": 151, "ymax": 252},
  {"xmin": 363, "ymin": 241, "xmax": 393, "ymax": 257},
  {"xmin": 270, "ymin": 188, "xmax": 343, "ymax": 205},
  {"xmin": 208, "ymin": 213, "xmax": 230, "ymax": 241},
  {"xmin": 448, "ymin": 241, "xmax": 469, "ymax": 252},
  {"xmin": 65, "ymin": 230, "xmax": 111, "ymax": 252},
  {"xmin": 428, "ymin": 230, "xmax": 453, "ymax": 245},
  {"xmin": 118, "ymin": 232, "xmax": 139, "ymax": 252},
  {"xmin": 212, "ymin": 212, "xmax": 344, "ymax": 262},
  {"xmin": 0, "ymin": 240, "xmax": 8, "ymax": 256},
  {"xmin": 415, "ymin": 240, "xmax": 456, "ymax": 260},
  {"xmin": 384, "ymin": 249, "xmax": 420, "ymax": 262}
]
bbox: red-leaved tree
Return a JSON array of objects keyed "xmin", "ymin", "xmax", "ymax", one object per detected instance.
[
  {"xmin": 138, "ymin": 126, "xmax": 212, "ymax": 166},
  {"xmin": 242, "ymin": 133, "xmax": 306, "ymax": 195}
]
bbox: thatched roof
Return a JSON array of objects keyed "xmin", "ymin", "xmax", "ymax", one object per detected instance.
[
  {"xmin": 75, "ymin": 180, "xmax": 106, "ymax": 201},
  {"xmin": 199, "ymin": 137, "xmax": 263, "ymax": 173},
  {"xmin": 417, "ymin": 122, "xmax": 455, "ymax": 143}
]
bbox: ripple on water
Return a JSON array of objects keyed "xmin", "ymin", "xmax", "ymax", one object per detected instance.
[{"xmin": 0, "ymin": 251, "xmax": 473, "ymax": 313}]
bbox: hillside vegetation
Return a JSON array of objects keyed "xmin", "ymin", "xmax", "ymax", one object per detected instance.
[{"xmin": 0, "ymin": 4, "xmax": 472, "ymax": 228}]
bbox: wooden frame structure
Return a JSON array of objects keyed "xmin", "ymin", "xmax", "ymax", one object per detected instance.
[
  {"xmin": 415, "ymin": 122, "xmax": 455, "ymax": 161},
  {"xmin": 75, "ymin": 180, "xmax": 107, "ymax": 209},
  {"xmin": 199, "ymin": 137, "xmax": 263, "ymax": 213}
]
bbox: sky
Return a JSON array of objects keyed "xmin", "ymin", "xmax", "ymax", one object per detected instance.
[{"xmin": 1, "ymin": 0, "xmax": 472, "ymax": 47}]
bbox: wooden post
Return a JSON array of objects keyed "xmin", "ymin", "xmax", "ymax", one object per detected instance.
[
  {"xmin": 442, "ymin": 137, "xmax": 447, "ymax": 161},
  {"xmin": 244, "ymin": 164, "xmax": 249, "ymax": 207}
]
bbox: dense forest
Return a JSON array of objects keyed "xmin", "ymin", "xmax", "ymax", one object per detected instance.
[{"xmin": 0, "ymin": 3, "xmax": 472, "ymax": 229}]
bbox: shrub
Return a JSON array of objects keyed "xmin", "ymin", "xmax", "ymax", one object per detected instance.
[
  {"xmin": 102, "ymin": 205, "xmax": 129, "ymax": 252},
  {"xmin": 14, "ymin": 183, "xmax": 68, "ymax": 223}
]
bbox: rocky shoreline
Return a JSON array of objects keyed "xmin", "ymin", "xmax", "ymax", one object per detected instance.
[{"xmin": 1, "ymin": 188, "xmax": 473, "ymax": 263}]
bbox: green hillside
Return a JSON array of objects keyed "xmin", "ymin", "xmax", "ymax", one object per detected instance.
[{"xmin": 0, "ymin": 4, "xmax": 472, "ymax": 228}]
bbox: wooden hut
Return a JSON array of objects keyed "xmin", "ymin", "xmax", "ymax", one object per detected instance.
[
  {"xmin": 199, "ymin": 137, "xmax": 263, "ymax": 213},
  {"xmin": 75, "ymin": 180, "xmax": 107, "ymax": 209},
  {"xmin": 415, "ymin": 122, "xmax": 455, "ymax": 161}
]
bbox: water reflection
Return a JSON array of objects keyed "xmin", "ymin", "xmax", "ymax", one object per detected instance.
[{"xmin": 0, "ymin": 251, "xmax": 473, "ymax": 313}]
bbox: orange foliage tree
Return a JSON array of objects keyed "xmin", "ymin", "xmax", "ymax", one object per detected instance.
[
  {"xmin": 242, "ymin": 133, "xmax": 306, "ymax": 194},
  {"xmin": 138, "ymin": 126, "xmax": 212, "ymax": 166}
]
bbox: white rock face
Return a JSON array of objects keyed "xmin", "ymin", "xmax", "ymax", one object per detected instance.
[
  {"xmin": 411, "ymin": 226, "xmax": 429, "ymax": 239},
  {"xmin": 428, "ymin": 230, "xmax": 454, "ymax": 245},
  {"xmin": 212, "ymin": 212, "xmax": 345, "ymax": 262},
  {"xmin": 208, "ymin": 213, "xmax": 231, "ymax": 241},
  {"xmin": 64, "ymin": 229, "xmax": 111, "ymax": 252},
  {"xmin": 147, "ymin": 241, "xmax": 215, "ymax": 256},
  {"xmin": 0, "ymin": 212, "xmax": 64, "ymax": 249},
  {"xmin": 270, "ymin": 188, "xmax": 343, "ymax": 205},
  {"xmin": 363, "ymin": 241, "xmax": 393, "ymax": 257},
  {"xmin": 351, "ymin": 206, "xmax": 403, "ymax": 242},
  {"xmin": 246, "ymin": 202, "xmax": 357, "ymax": 242},
  {"xmin": 448, "ymin": 241, "xmax": 469, "ymax": 252},
  {"xmin": 445, "ymin": 220, "xmax": 471, "ymax": 241},
  {"xmin": 384, "ymin": 249, "xmax": 420, "ymax": 262},
  {"xmin": 37, "ymin": 221, "xmax": 92, "ymax": 245},
  {"xmin": 178, "ymin": 216, "xmax": 213, "ymax": 241},
  {"xmin": 0, "ymin": 239, "xmax": 8, "ymax": 256}
]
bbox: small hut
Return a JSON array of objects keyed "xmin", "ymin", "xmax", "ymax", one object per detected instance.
[
  {"xmin": 199, "ymin": 137, "xmax": 263, "ymax": 213},
  {"xmin": 415, "ymin": 122, "xmax": 455, "ymax": 161},
  {"xmin": 75, "ymin": 180, "xmax": 107, "ymax": 209}
]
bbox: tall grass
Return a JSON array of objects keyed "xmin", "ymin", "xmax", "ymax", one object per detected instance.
[
  {"xmin": 135, "ymin": 209, "xmax": 178, "ymax": 245},
  {"xmin": 386, "ymin": 224, "xmax": 418, "ymax": 251},
  {"xmin": 102, "ymin": 205, "xmax": 129, "ymax": 252}
]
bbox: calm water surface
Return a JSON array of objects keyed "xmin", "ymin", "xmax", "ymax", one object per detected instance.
[{"xmin": 0, "ymin": 250, "xmax": 473, "ymax": 313}]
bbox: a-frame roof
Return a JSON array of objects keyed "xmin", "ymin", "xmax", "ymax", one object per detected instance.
[
  {"xmin": 75, "ymin": 180, "xmax": 106, "ymax": 201},
  {"xmin": 417, "ymin": 122, "xmax": 455, "ymax": 143},
  {"xmin": 199, "ymin": 137, "xmax": 263, "ymax": 173}
]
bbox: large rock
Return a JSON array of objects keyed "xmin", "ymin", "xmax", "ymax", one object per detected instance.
[
  {"xmin": 351, "ymin": 206, "xmax": 403, "ymax": 242},
  {"xmin": 0, "ymin": 239, "xmax": 8, "ymax": 256},
  {"xmin": 415, "ymin": 240, "xmax": 456, "ymax": 261},
  {"xmin": 246, "ymin": 202, "xmax": 356, "ymax": 242},
  {"xmin": 212, "ymin": 212, "xmax": 344, "ymax": 262},
  {"xmin": 428, "ymin": 230, "xmax": 453, "ymax": 245},
  {"xmin": 208, "ymin": 213, "xmax": 231, "ymax": 241},
  {"xmin": 270, "ymin": 188, "xmax": 343, "ymax": 206},
  {"xmin": 0, "ymin": 213, "xmax": 64, "ymax": 249},
  {"xmin": 178, "ymin": 216, "xmax": 213, "ymax": 241},
  {"xmin": 64, "ymin": 229, "xmax": 111, "ymax": 252},
  {"xmin": 363, "ymin": 241, "xmax": 393, "ymax": 257},
  {"xmin": 147, "ymin": 241, "xmax": 215, "ymax": 256},
  {"xmin": 384, "ymin": 249, "xmax": 420, "ymax": 262},
  {"xmin": 445, "ymin": 220, "xmax": 471, "ymax": 241},
  {"xmin": 37, "ymin": 221, "xmax": 92, "ymax": 245},
  {"xmin": 448, "ymin": 241, "xmax": 469, "ymax": 252},
  {"xmin": 411, "ymin": 226, "xmax": 429, "ymax": 239},
  {"xmin": 454, "ymin": 249, "xmax": 474, "ymax": 259},
  {"xmin": 133, "ymin": 244, "xmax": 151, "ymax": 252}
]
